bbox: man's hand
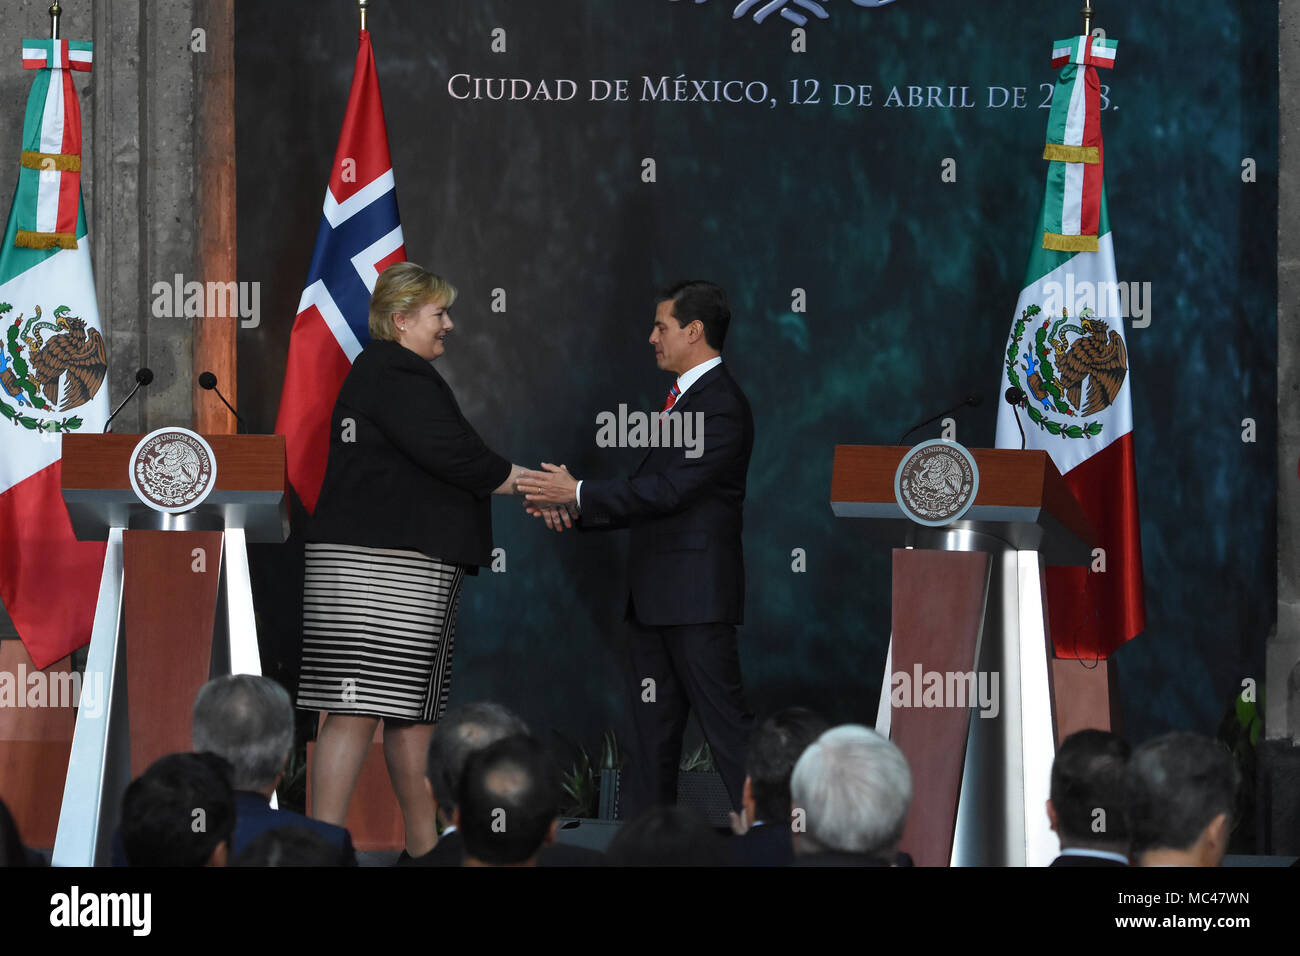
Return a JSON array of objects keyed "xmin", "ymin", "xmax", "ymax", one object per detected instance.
[
  {"xmin": 524, "ymin": 500, "xmax": 577, "ymax": 532},
  {"xmin": 519, "ymin": 462, "xmax": 579, "ymax": 506}
]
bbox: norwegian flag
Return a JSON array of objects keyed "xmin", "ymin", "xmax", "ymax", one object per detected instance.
[{"xmin": 275, "ymin": 29, "xmax": 405, "ymax": 512}]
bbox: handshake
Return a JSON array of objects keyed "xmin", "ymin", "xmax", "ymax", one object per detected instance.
[{"xmin": 514, "ymin": 462, "xmax": 581, "ymax": 532}]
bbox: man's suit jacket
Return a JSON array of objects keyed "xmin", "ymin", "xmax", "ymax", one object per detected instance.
[
  {"xmin": 1049, "ymin": 852, "xmax": 1129, "ymax": 867},
  {"xmin": 309, "ymin": 339, "xmax": 512, "ymax": 568},
  {"xmin": 579, "ymin": 363, "xmax": 754, "ymax": 626},
  {"xmin": 398, "ymin": 828, "xmax": 607, "ymax": 867},
  {"xmin": 111, "ymin": 792, "xmax": 357, "ymax": 866},
  {"xmin": 732, "ymin": 822, "xmax": 795, "ymax": 867},
  {"xmin": 231, "ymin": 792, "xmax": 357, "ymax": 866}
]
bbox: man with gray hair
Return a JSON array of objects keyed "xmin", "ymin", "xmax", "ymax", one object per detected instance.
[
  {"xmin": 192, "ymin": 674, "xmax": 355, "ymax": 865},
  {"xmin": 790, "ymin": 725, "xmax": 912, "ymax": 866}
]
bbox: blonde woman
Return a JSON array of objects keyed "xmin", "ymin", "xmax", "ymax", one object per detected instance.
[{"xmin": 296, "ymin": 262, "xmax": 555, "ymax": 857}]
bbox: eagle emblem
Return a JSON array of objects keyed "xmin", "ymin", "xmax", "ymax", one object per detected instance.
[
  {"xmin": 1005, "ymin": 304, "xmax": 1128, "ymax": 440},
  {"xmin": 0, "ymin": 302, "xmax": 104, "ymax": 433},
  {"xmin": 129, "ymin": 428, "xmax": 217, "ymax": 513}
]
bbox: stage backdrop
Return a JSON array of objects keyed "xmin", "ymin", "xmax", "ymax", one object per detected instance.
[{"xmin": 234, "ymin": 1, "xmax": 1277, "ymax": 756}]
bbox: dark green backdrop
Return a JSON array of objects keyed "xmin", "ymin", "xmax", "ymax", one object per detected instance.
[{"xmin": 235, "ymin": 1, "xmax": 1278, "ymax": 758}]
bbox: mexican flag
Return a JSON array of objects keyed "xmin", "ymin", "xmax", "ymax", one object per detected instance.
[
  {"xmin": 995, "ymin": 34, "xmax": 1145, "ymax": 660},
  {"xmin": 0, "ymin": 38, "xmax": 109, "ymax": 669}
]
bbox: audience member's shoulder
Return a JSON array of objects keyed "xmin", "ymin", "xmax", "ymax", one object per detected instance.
[
  {"xmin": 538, "ymin": 842, "xmax": 607, "ymax": 867},
  {"xmin": 732, "ymin": 824, "xmax": 794, "ymax": 867},
  {"xmin": 398, "ymin": 830, "xmax": 464, "ymax": 867},
  {"xmin": 1049, "ymin": 853, "xmax": 1128, "ymax": 867}
]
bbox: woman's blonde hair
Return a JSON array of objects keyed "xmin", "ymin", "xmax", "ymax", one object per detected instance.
[{"xmin": 369, "ymin": 262, "xmax": 458, "ymax": 341}]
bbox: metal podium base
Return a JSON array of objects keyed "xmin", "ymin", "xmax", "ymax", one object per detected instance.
[
  {"xmin": 51, "ymin": 528, "xmax": 263, "ymax": 867},
  {"xmin": 875, "ymin": 526, "xmax": 1058, "ymax": 867}
]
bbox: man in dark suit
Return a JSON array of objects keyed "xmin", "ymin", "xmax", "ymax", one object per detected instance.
[
  {"xmin": 192, "ymin": 675, "xmax": 356, "ymax": 865},
  {"xmin": 521, "ymin": 280, "xmax": 756, "ymax": 816},
  {"xmin": 401, "ymin": 701, "xmax": 605, "ymax": 867},
  {"xmin": 1046, "ymin": 729, "xmax": 1131, "ymax": 867},
  {"xmin": 732, "ymin": 707, "xmax": 829, "ymax": 867}
]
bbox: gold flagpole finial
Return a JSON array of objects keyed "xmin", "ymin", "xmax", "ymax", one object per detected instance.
[
  {"xmin": 1082, "ymin": 0, "xmax": 1094, "ymax": 36},
  {"xmin": 50, "ymin": 2, "xmax": 62, "ymax": 40},
  {"xmin": 359, "ymin": 0, "xmax": 369, "ymax": 32}
]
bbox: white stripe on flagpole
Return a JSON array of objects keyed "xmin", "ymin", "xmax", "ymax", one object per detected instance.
[
  {"xmin": 22, "ymin": 48, "xmax": 49, "ymax": 63},
  {"xmin": 1063, "ymin": 67, "xmax": 1088, "ymax": 147},
  {"xmin": 350, "ymin": 227, "xmax": 404, "ymax": 293},
  {"xmin": 40, "ymin": 63, "xmax": 66, "ymax": 155},
  {"xmin": 1061, "ymin": 162, "xmax": 1084, "ymax": 236},
  {"xmin": 35, "ymin": 168, "xmax": 60, "ymax": 234},
  {"xmin": 322, "ymin": 170, "xmax": 397, "ymax": 228},
  {"xmin": 296, "ymin": 280, "xmax": 364, "ymax": 362}
]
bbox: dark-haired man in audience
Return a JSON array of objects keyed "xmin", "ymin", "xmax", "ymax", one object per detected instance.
[
  {"xmin": 401, "ymin": 701, "xmax": 528, "ymax": 866},
  {"xmin": 403, "ymin": 701, "xmax": 602, "ymax": 866},
  {"xmin": 120, "ymin": 752, "xmax": 235, "ymax": 867},
  {"xmin": 731, "ymin": 707, "xmax": 828, "ymax": 866},
  {"xmin": 790, "ymin": 725, "xmax": 912, "ymax": 866},
  {"xmin": 456, "ymin": 735, "xmax": 561, "ymax": 867},
  {"xmin": 1046, "ymin": 729, "xmax": 1131, "ymax": 866},
  {"xmin": 193, "ymin": 674, "xmax": 355, "ymax": 864},
  {"xmin": 1125, "ymin": 731, "xmax": 1239, "ymax": 867}
]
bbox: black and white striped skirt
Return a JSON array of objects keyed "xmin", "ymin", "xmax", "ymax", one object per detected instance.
[{"xmin": 296, "ymin": 543, "xmax": 465, "ymax": 723}]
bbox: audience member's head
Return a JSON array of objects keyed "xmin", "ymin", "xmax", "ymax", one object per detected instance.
[
  {"xmin": 426, "ymin": 701, "xmax": 529, "ymax": 827},
  {"xmin": 192, "ymin": 675, "xmax": 295, "ymax": 796},
  {"xmin": 232, "ymin": 827, "xmax": 344, "ymax": 867},
  {"xmin": 743, "ymin": 707, "xmax": 830, "ymax": 827},
  {"xmin": 1048, "ymin": 729, "xmax": 1131, "ymax": 857},
  {"xmin": 455, "ymin": 734, "xmax": 560, "ymax": 866},
  {"xmin": 120, "ymin": 752, "xmax": 236, "ymax": 867},
  {"xmin": 0, "ymin": 798, "xmax": 33, "ymax": 867},
  {"xmin": 1125, "ymin": 732, "xmax": 1239, "ymax": 867},
  {"xmin": 607, "ymin": 805, "xmax": 728, "ymax": 866},
  {"xmin": 791, "ymin": 725, "xmax": 912, "ymax": 861}
]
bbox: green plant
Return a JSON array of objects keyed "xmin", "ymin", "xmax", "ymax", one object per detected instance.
[{"xmin": 679, "ymin": 739, "xmax": 716, "ymax": 773}]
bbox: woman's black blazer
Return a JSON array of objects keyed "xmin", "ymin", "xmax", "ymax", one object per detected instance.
[{"xmin": 308, "ymin": 339, "xmax": 511, "ymax": 568}]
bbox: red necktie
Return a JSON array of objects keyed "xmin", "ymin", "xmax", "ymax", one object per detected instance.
[{"xmin": 662, "ymin": 382, "xmax": 681, "ymax": 413}]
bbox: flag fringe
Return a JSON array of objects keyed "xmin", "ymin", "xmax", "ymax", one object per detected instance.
[
  {"xmin": 14, "ymin": 230, "xmax": 78, "ymax": 250},
  {"xmin": 1042, "ymin": 143, "xmax": 1099, "ymax": 164},
  {"xmin": 1042, "ymin": 232, "xmax": 1099, "ymax": 253},
  {"xmin": 20, "ymin": 150, "xmax": 81, "ymax": 172}
]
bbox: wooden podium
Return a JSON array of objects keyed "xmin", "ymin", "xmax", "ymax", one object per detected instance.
[
  {"xmin": 51, "ymin": 433, "xmax": 288, "ymax": 867},
  {"xmin": 830, "ymin": 445, "xmax": 1097, "ymax": 866}
]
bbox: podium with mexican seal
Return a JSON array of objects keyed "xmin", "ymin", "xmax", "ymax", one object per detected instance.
[
  {"xmin": 831, "ymin": 441, "xmax": 1097, "ymax": 867},
  {"xmin": 51, "ymin": 428, "xmax": 288, "ymax": 866}
]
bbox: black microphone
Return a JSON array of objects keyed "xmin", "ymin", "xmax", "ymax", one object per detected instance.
[
  {"xmin": 198, "ymin": 371, "xmax": 246, "ymax": 431},
  {"xmin": 103, "ymin": 367, "xmax": 154, "ymax": 433},
  {"xmin": 1004, "ymin": 387, "xmax": 1027, "ymax": 450},
  {"xmin": 895, "ymin": 394, "xmax": 982, "ymax": 446}
]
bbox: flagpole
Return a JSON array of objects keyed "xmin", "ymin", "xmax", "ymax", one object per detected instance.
[
  {"xmin": 50, "ymin": 1, "xmax": 61, "ymax": 40},
  {"xmin": 359, "ymin": 0, "xmax": 369, "ymax": 32},
  {"xmin": 1081, "ymin": 0, "xmax": 1094, "ymax": 35}
]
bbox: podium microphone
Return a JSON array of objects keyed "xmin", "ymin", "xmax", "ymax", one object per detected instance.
[
  {"xmin": 1004, "ymin": 386, "xmax": 1027, "ymax": 450},
  {"xmin": 198, "ymin": 371, "xmax": 246, "ymax": 431},
  {"xmin": 895, "ymin": 394, "xmax": 982, "ymax": 446},
  {"xmin": 103, "ymin": 367, "xmax": 154, "ymax": 433}
]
